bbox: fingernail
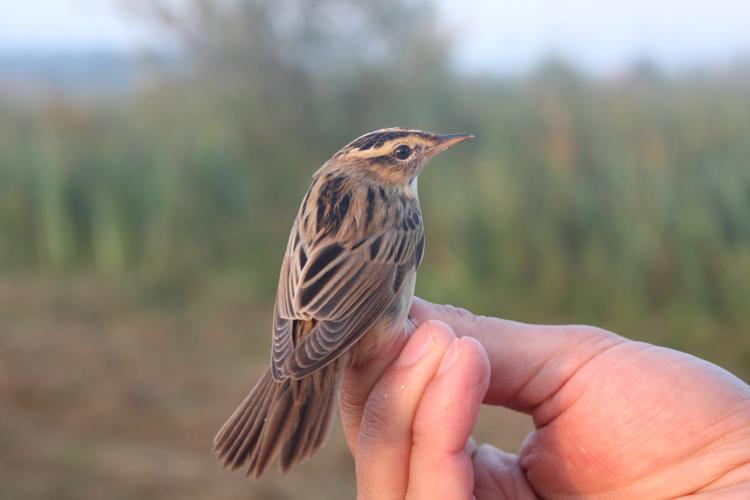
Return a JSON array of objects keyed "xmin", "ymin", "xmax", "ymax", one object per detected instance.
[
  {"xmin": 395, "ymin": 327, "xmax": 435, "ymax": 367},
  {"xmin": 437, "ymin": 339, "xmax": 460, "ymax": 375}
]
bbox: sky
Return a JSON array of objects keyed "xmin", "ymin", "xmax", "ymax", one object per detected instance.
[
  {"xmin": 1, "ymin": 0, "xmax": 750, "ymax": 74},
  {"xmin": 0, "ymin": 0, "xmax": 158, "ymax": 52}
]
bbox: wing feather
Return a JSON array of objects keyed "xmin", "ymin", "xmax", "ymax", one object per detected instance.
[
  {"xmin": 270, "ymin": 180, "xmax": 424, "ymax": 381},
  {"xmin": 271, "ymin": 211, "xmax": 422, "ymax": 380},
  {"xmin": 271, "ymin": 225, "xmax": 305, "ymax": 380},
  {"xmin": 288, "ymin": 282, "xmax": 395, "ymax": 377}
]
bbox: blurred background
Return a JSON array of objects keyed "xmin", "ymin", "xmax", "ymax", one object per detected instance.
[{"xmin": 1, "ymin": 0, "xmax": 749, "ymax": 498}]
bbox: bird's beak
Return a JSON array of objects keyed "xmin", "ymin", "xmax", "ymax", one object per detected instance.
[{"xmin": 428, "ymin": 133, "xmax": 475, "ymax": 156}]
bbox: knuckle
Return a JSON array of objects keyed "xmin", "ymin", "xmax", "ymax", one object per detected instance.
[
  {"xmin": 358, "ymin": 387, "xmax": 394, "ymax": 440},
  {"xmin": 444, "ymin": 303, "xmax": 476, "ymax": 322},
  {"xmin": 410, "ymin": 414, "xmax": 432, "ymax": 446},
  {"xmin": 338, "ymin": 386, "xmax": 362, "ymax": 422},
  {"xmin": 573, "ymin": 324, "xmax": 615, "ymax": 341},
  {"xmin": 410, "ymin": 404, "xmax": 444, "ymax": 448}
]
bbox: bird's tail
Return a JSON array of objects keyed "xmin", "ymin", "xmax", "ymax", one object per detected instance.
[{"xmin": 213, "ymin": 362, "xmax": 339, "ymax": 477}]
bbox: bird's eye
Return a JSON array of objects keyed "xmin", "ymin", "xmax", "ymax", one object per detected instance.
[{"xmin": 393, "ymin": 145, "xmax": 411, "ymax": 160}]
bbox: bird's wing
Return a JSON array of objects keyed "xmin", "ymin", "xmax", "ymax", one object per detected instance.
[
  {"xmin": 271, "ymin": 219, "xmax": 424, "ymax": 380},
  {"xmin": 270, "ymin": 226, "xmax": 304, "ymax": 381}
]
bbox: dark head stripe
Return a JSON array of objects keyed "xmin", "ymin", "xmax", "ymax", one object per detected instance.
[{"xmin": 348, "ymin": 130, "xmax": 429, "ymax": 151}]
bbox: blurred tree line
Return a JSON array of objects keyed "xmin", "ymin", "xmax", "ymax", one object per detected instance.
[{"xmin": 1, "ymin": 0, "xmax": 749, "ymax": 374}]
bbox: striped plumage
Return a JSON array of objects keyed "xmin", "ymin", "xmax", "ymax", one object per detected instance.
[{"xmin": 213, "ymin": 128, "xmax": 473, "ymax": 477}]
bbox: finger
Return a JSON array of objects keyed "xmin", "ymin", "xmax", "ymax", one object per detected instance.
[
  {"xmin": 410, "ymin": 297, "xmax": 626, "ymax": 414},
  {"xmin": 339, "ymin": 320, "xmax": 413, "ymax": 454},
  {"xmin": 407, "ymin": 336, "xmax": 490, "ymax": 499},
  {"xmin": 350, "ymin": 321, "xmax": 457, "ymax": 499},
  {"xmin": 472, "ymin": 444, "xmax": 536, "ymax": 500}
]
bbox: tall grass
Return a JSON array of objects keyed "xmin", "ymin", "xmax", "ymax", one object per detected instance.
[{"xmin": 1, "ymin": 61, "xmax": 748, "ymax": 375}]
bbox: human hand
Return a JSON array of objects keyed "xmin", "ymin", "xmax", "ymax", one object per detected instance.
[{"xmin": 340, "ymin": 298, "xmax": 750, "ymax": 499}]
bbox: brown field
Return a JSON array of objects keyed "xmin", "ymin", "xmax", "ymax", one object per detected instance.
[{"xmin": 0, "ymin": 278, "xmax": 532, "ymax": 499}]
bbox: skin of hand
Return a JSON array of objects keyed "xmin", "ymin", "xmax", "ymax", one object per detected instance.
[{"xmin": 339, "ymin": 297, "xmax": 750, "ymax": 499}]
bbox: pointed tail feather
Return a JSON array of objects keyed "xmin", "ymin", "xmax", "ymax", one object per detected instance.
[{"xmin": 213, "ymin": 363, "xmax": 338, "ymax": 477}]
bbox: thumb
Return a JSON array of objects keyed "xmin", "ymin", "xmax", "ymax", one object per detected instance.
[{"xmin": 409, "ymin": 297, "xmax": 625, "ymax": 412}]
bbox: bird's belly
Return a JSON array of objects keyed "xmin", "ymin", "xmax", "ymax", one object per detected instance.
[{"xmin": 347, "ymin": 271, "xmax": 416, "ymax": 366}]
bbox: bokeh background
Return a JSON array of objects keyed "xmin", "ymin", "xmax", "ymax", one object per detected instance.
[{"xmin": 1, "ymin": 0, "xmax": 749, "ymax": 498}]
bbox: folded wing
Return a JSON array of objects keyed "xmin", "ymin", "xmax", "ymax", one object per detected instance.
[{"xmin": 271, "ymin": 220, "xmax": 422, "ymax": 380}]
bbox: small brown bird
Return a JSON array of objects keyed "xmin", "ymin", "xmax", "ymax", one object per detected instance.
[{"xmin": 213, "ymin": 128, "xmax": 473, "ymax": 477}]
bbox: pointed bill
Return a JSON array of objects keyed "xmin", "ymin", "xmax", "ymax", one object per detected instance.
[{"xmin": 427, "ymin": 133, "xmax": 475, "ymax": 156}]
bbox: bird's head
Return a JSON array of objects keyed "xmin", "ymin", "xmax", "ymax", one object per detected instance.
[{"xmin": 326, "ymin": 128, "xmax": 474, "ymax": 186}]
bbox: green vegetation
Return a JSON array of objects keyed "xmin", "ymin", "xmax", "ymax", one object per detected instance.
[{"xmin": 1, "ymin": 1, "xmax": 748, "ymax": 378}]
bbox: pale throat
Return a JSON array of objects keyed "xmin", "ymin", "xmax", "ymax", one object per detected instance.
[{"xmin": 406, "ymin": 176, "xmax": 419, "ymax": 198}]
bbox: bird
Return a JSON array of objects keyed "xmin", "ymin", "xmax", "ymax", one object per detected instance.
[{"xmin": 213, "ymin": 127, "xmax": 474, "ymax": 477}]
